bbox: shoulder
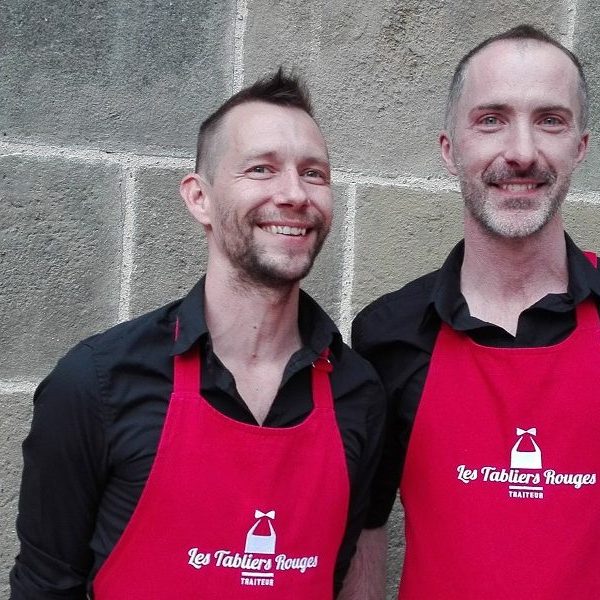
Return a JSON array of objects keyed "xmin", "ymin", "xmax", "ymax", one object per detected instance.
[
  {"xmin": 298, "ymin": 289, "xmax": 384, "ymax": 396},
  {"xmin": 330, "ymin": 342, "xmax": 386, "ymax": 447},
  {"xmin": 80, "ymin": 300, "xmax": 179, "ymax": 357},
  {"xmin": 37, "ymin": 300, "xmax": 180, "ymax": 410},
  {"xmin": 332, "ymin": 341, "xmax": 384, "ymax": 397},
  {"xmin": 352, "ymin": 269, "xmax": 439, "ymax": 354},
  {"xmin": 297, "ymin": 291, "xmax": 386, "ymax": 418}
]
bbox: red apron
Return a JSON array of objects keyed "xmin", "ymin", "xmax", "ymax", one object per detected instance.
[
  {"xmin": 93, "ymin": 342, "xmax": 349, "ymax": 599},
  {"xmin": 400, "ymin": 254, "xmax": 600, "ymax": 599}
]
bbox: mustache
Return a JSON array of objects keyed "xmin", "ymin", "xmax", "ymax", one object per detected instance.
[{"xmin": 482, "ymin": 165, "xmax": 557, "ymax": 185}]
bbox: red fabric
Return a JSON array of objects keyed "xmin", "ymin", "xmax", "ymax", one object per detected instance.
[
  {"xmin": 584, "ymin": 250, "xmax": 598, "ymax": 268},
  {"xmin": 93, "ymin": 345, "xmax": 349, "ymax": 599},
  {"xmin": 400, "ymin": 254, "xmax": 600, "ymax": 599}
]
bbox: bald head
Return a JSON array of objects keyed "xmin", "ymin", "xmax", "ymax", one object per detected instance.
[{"xmin": 444, "ymin": 25, "xmax": 589, "ymax": 135}]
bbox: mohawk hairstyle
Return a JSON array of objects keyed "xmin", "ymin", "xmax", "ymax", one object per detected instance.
[{"xmin": 195, "ymin": 67, "xmax": 313, "ymax": 179}]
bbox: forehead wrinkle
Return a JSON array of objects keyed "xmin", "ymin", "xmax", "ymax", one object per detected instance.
[{"xmin": 234, "ymin": 131, "xmax": 328, "ymax": 166}]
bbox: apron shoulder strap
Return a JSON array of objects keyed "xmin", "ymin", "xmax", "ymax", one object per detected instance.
[
  {"xmin": 576, "ymin": 251, "xmax": 600, "ymax": 327},
  {"xmin": 311, "ymin": 348, "xmax": 334, "ymax": 410},
  {"xmin": 583, "ymin": 250, "xmax": 598, "ymax": 268},
  {"xmin": 173, "ymin": 319, "xmax": 201, "ymax": 396}
]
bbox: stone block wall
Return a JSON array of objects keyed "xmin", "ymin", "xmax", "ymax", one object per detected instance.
[{"xmin": 2, "ymin": 1, "xmax": 599, "ymax": 597}]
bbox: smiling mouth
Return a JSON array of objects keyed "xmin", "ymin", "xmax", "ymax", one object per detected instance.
[
  {"xmin": 496, "ymin": 183, "xmax": 543, "ymax": 192},
  {"xmin": 261, "ymin": 225, "xmax": 308, "ymax": 236}
]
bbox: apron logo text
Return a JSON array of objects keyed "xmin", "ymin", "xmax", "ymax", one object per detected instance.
[
  {"xmin": 186, "ymin": 508, "xmax": 320, "ymax": 586},
  {"xmin": 455, "ymin": 427, "xmax": 597, "ymax": 500},
  {"xmin": 187, "ymin": 549, "xmax": 318, "ymax": 574},
  {"xmin": 457, "ymin": 465, "xmax": 596, "ymax": 489}
]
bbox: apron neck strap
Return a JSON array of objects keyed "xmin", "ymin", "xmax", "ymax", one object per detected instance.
[
  {"xmin": 583, "ymin": 250, "xmax": 598, "ymax": 268},
  {"xmin": 173, "ymin": 319, "xmax": 201, "ymax": 395},
  {"xmin": 575, "ymin": 299, "xmax": 600, "ymax": 329},
  {"xmin": 574, "ymin": 251, "xmax": 599, "ymax": 328},
  {"xmin": 311, "ymin": 348, "xmax": 334, "ymax": 410}
]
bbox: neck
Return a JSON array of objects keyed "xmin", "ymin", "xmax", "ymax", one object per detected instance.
[
  {"xmin": 461, "ymin": 214, "xmax": 568, "ymax": 335},
  {"xmin": 203, "ymin": 266, "xmax": 303, "ymax": 425},
  {"xmin": 204, "ymin": 268, "xmax": 302, "ymax": 366}
]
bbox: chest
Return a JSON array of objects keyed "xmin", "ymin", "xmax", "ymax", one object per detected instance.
[
  {"xmin": 231, "ymin": 362, "xmax": 288, "ymax": 425},
  {"xmin": 403, "ymin": 318, "xmax": 600, "ymax": 496}
]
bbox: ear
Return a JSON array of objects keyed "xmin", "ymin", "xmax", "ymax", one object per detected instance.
[
  {"xmin": 439, "ymin": 131, "xmax": 458, "ymax": 176},
  {"xmin": 575, "ymin": 131, "xmax": 590, "ymax": 166},
  {"xmin": 180, "ymin": 173, "xmax": 212, "ymax": 227}
]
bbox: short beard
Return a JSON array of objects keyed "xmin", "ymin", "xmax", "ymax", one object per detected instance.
[
  {"xmin": 217, "ymin": 209, "xmax": 329, "ymax": 291},
  {"xmin": 460, "ymin": 164, "xmax": 569, "ymax": 239},
  {"xmin": 233, "ymin": 235, "xmax": 327, "ymax": 291}
]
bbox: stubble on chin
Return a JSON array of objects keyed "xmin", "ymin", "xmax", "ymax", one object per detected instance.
[
  {"xmin": 459, "ymin": 169, "xmax": 571, "ymax": 240},
  {"xmin": 229, "ymin": 228, "xmax": 330, "ymax": 291}
]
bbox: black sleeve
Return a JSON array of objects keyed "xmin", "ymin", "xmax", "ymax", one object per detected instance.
[
  {"xmin": 331, "ymin": 350, "xmax": 386, "ymax": 595},
  {"xmin": 361, "ymin": 348, "xmax": 429, "ymax": 528},
  {"xmin": 10, "ymin": 343, "xmax": 106, "ymax": 600},
  {"xmin": 352, "ymin": 305, "xmax": 435, "ymax": 529}
]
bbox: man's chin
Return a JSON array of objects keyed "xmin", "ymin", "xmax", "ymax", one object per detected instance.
[
  {"xmin": 235, "ymin": 259, "xmax": 315, "ymax": 290},
  {"xmin": 479, "ymin": 212, "xmax": 552, "ymax": 239}
]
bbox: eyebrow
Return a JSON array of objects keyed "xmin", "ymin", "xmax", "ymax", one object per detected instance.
[
  {"xmin": 471, "ymin": 103, "xmax": 574, "ymax": 117},
  {"xmin": 534, "ymin": 105, "xmax": 575, "ymax": 118},
  {"xmin": 242, "ymin": 150, "xmax": 330, "ymax": 168},
  {"xmin": 242, "ymin": 150, "xmax": 278, "ymax": 163},
  {"xmin": 472, "ymin": 103, "xmax": 510, "ymax": 113}
]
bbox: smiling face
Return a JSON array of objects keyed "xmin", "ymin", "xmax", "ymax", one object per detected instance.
[
  {"xmin": 440, "ymin": 39, "xmax": 589, "ymax": 239},
  {"xmin": 184, "ymin": 101, "xmax": 333, "ymax": 289}
]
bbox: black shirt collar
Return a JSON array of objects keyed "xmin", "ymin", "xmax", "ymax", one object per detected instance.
[
  {"xmin": 171, "ymin": 277, "xmax": 343, "ymax": 358},
  {"xmin": 422, "ymin": 233, "xmax": 600, "ymax": 332}
]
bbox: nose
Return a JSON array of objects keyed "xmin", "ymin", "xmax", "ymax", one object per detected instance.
[
  {"xmin": 273, "ymin": 169, "xmax": 309, "ymax": 207},
  {"xmin": 503, "ymin": 122, "xmax": 537, "ymax": 169}
]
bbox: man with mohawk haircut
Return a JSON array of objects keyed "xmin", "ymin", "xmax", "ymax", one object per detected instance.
[{"xmin": 11, "ymin": 69, "xmax": 384, "ymax": 600}]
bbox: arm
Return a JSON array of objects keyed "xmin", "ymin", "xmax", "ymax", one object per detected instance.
[
  {"xmin": 338, "ymin": 526, "xmax": 387, "ymax": 600},
  {"xmin": 331, "ymin": 352, "xmax": 387, "ymax": 597},
  {"xmin": 10, "ymin": 343, "xmax": 106, "ymax": 599},
  {"xmin": 346, "ymin": 308, "xmax": 428, "ymax": 599}
]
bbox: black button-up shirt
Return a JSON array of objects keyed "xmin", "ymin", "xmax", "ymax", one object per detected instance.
[
  {"xmin": 10, "ymin": 279, "xmax": 385, "ymax": 599},
  {"xmin": 352, "ymin": 234, "xmax": 600, "ymax": 528}
]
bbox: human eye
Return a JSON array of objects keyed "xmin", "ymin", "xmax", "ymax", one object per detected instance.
[
  {"xmin": 472, "ymin": 112, "xmax": 505, "ymax": 132},
  {"xmin": 478, "ymin": 115, "xmax": 501, "ymax": 127},
  {"xmin": 538, "ymin": 115, "xmax": 565, "ymax": 129},
  {"xmin": 302, "ymin": 168, "xmax": 329, "ymax": 184},
  {"xmin": 246, "ymin": 165, "xmax": 274, "ymax": 178}
]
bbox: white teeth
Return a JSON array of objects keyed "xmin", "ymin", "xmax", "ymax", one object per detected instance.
[
  {"xmin": 262, "ymin": 225, "xmax": 307, "ymax": 236},
  {"xmin": 500, "ymin": 183, "xmax": 538, "ymax": 191}
]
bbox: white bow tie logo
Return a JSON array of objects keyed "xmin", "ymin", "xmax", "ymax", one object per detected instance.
[
  {"xmin": 511, "ymin": 427, "xmax": 542, "ymax": 470},
  {"xmin": 516, "ymin": 427, "xmax": 537, "ymax": 437},
  {"xmin": 255, "ymin": 509, "xmax": 275, "ymax": 520}
]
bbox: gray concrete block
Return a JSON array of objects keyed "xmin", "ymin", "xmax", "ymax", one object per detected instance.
[
  {"xmin": 302, "ymin": 184, "xmax": 345, "ymax": 321},
  {"xmin": 131, "ymin": 169, "xmax": 345, "ymax": 321},
  {"xmin": 573, "ymin": 2, "xmax": 600, "ymax": 191},
  {"xmin": 243, "ymin": 0, "xmax": 317, "ymax": 83},
  {"xmin": 130, "ymin": 166, "xmax": 206, "ymax": 316},
  {"xmin": 0, "ymin": 156, "xmax": 122, "ymax": 380},
  {"xmin": 0, "ymin": 392, "xmax": 32, "ymax": 597},
  {"xmin": 244, "ymin": 0, "xmax": 567, "ymax": 179},
  {"xmin": 353, "ymin": 185, "xmax": 463, "ymax": 314},
  {"xmin": 563, "ymin": 198, "xmax": 600, "ymax": 250},
  {"xmin": 0, "ymin": 1, "xmax": 235, "ymax": 155}
]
